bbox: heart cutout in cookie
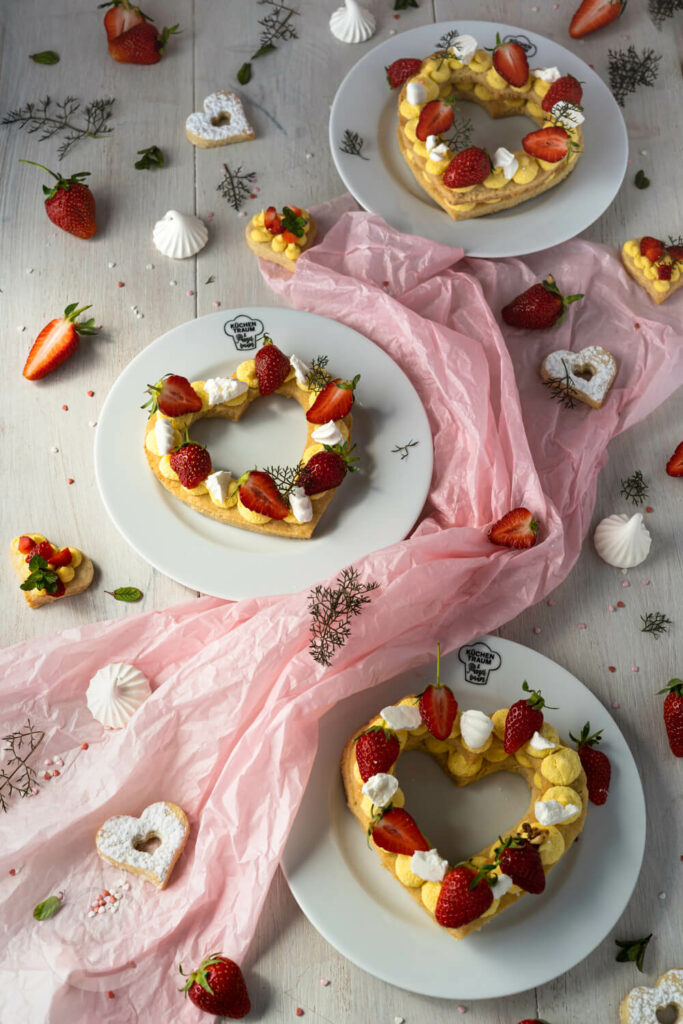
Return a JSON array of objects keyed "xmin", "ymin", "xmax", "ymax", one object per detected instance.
[
  {"xmin": 656, "ymin": 1006, "xmax": 679, "ymax": 1024},
  {"xmin": 185, "ymin": 91, "xmax": 256, "ymax": 148},
  {"xmin": 96, "ymin": 801, "xmax": 190, "ymax": 889},
  {"xmin": 540, "ymin": 346, "xmax": 617, "ymax": 409}
]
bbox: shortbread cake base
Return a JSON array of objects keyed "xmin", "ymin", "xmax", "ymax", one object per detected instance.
[
  {"xmin": 245, "ymin": 215, "xmax": 318, "ymax": 272},
  {"xmin": 621, "ymin": 240, "xmax": 683, "ymax": 305},
  {"xmin": 9, "ymin": 541, "xmax": 94, "ymax": 608}
]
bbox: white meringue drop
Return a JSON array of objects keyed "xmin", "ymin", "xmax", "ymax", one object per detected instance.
[
  {"xmin": 152, "ymin": 210, "xmax": 208, "ymax": 260},
  {"xmin": 86, "ymin": 663, "xmax": 151, "ymax": 729},
  {"xmin": 593, "ymin": 512, "xmax": 652, "ymax": 569},
  {"xmin": 329, "ymin": 0, "xmax": 376, "ymax": 44}
]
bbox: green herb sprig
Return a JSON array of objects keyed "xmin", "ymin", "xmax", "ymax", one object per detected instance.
[
  {"xmin": 20, "ymin": 555, "xmax": 61, "ymax": 595},
  {"xmin": 608, "ymin": 46, "xmax": 661, "ymax": 107},
  {"xmin": 105, "ymin": 587, "xmax": 143, "ymax": 603},
  {"xmin": 542, "ymin": 359, "xmax": 578, "ymax": 410},
  {"xmin": 1, "ymin": 96, "xmax": 115, "ymax": 160},
  {"xmin": 308, "ymin": 567, "xmax": 379, "ymax": 667},
  {"xmin": 640, "ymin": 612, "xmax": 672, "ymax": 638},
  {"xmin": 216, "ymin": 164, "xmax": 257, "ymax": 212},
  {"xmin": 30, "ymin": 51, "xmax": 60, "ymax": 65},
  {"xmin": 0, "ymin": 720, "xmax": 45, "ymax": 813},
  {"xmin": 281, "ymin": 206, "xmax": 306, "ymax": 238},
  {"xmin": 615, "ymin": 934, "xmax": 652, "ymax": 972},
  {"xmin": 135, "ymin": 145, "xmax": 164, "ymax": 170},
  {"xmin": 339, "ymin": 130, "xmax": 368, "ymax": 160},
  {"xmin": 620, "ymin": 470, "xmax": 649, "ymax": 505},
  {"xmin": 34, "ymin": 894, "xmax": 64, "ymax": 920}
]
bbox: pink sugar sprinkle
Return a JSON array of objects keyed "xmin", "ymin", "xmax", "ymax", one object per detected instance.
[
  {"xmin": 187, "ymin": 289, "xmax": 194, "ymax": 296},
  {"xmin": 205, "ymin": 212, "xmax": 214, "ymax": 221},
  {"xmin": 44, "ymin": 758, "xmax": 52, "ymax": 766},
  {"xmin": 578, "ymin": 623, "xmax": 587, "ymax": 630},
  {"xmin": 52, "ymin": 769, "xmax": 60, "ymax": 777},
  {"xmin": 295, "ymin": 1010, "xmax": 304, "ymax": 1018},
  {"xmin": 646, "ymin": 506, "xmax": 654, "ymax": 513},
  {"xmin": 54, "ymin": 758, "xmax": 63, "ymax": 767},
  {"xmin": 87, "ymin": 390, "xmax": 94, "ymax": 397},
  {"xmin": 117, "ymin": 282, "xmax": 125, "ymax": 288},
  {"xmin": 632, "ymin": 666, "xmax": 639, "ymax": 673},
  {"xmin": 533, "ymin": 626, "xmax": 541, "ymax": 634},
  {"xmin": 67, "ymin": 478, "xmax": 74, "ymax": 485},
  {"xmin": 608, "ymin": 604, "xmax": 614, "ymax": 612},
  {"xmin": 458, "ymin": 1007, "xmax": 467, "ymax": 1015},
  {"xmin": 320, "ymin": 978, "xmax": 330, "ymax": 987},
  {"xmin": 642, "ymin": 579, "xmax": 650, "ymax": 585},
  {"xmin": 612, "ymin": 701, "xmax": 620, "ymax": 708},
  {"xmin": 61, "ymin": 404, "xmax": 68, "ymax": 411},
  {"xmin": 212, "ymin": 300, "xmax": 221, "ymax": 308},
  {"xmin": 81, "ymin": 742, "xmax": 89, "ymax": 750},
  {"xmin": 547, "ymin": 598, "xmax": 555, "ymax": 606},
  {"xmin": 9, "ymin": 868, "xmax": 16, "ymax": 876},
  {"xmin": 622, "ymin": 580, "xmax": 630, "ymax": 588},
  {"xmin": 43, "ymin": 772, "xmax": 51, "ymax": 781}
]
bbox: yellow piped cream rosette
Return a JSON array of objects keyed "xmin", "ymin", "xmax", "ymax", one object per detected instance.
[
  {"xmin": 9, "ymin": 534, "xmax": 93, "ymax": 608},
  {"xmin": 397, "ymin": 48, "xmax": 583, "ymax": 221},
  {"xmin": 245, "ymin": 206, "xmax": 317, "ymax": 272},
  {"xmin": 341, "ymin": 695, "xmax": 588, "ymax": 940},
  {"xmin": 621, "ymin": 237, "xmax": 683, "ymax": 305},
  {"xmin": 144, "ymin": 356, "xmax": 353, "ymax": 540}
]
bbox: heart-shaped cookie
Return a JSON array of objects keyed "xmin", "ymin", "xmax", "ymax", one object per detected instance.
[
  {"xmin": 96, "ymin": 801, "xmax": 190, "ymax": 889},
  {"xmin": 9, "ymin": 533, "xmax": 94, "ymax": 609},
  {"xmin": 540, "ymin": 345, "xmax": 617, "ymax": 409},
  {"xmin": 620, "ymin": 970, "xmax": 683, "ymax": 1024},
  {"xmin": 185, "ymin": 91, "xmax": 255, "ymax": 149}
]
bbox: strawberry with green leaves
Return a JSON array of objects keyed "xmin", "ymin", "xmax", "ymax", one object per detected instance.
[
  {"xmin": 179, "ymin": 953, "xmax": 250, "ymax": 1018},
  {"xmin": 418, "ymin": 643, "xmax": 458, "ymax": 740},
  {"xmin": 355, "ymin": 726, "xmax": 400, "ymax": 781},
  {"xmin": 307, "ymin": 375, "xmax": 360, "ymax": 424},
  {"xmin": 23, "ymin": 303, "xmax": 99, "ymax": 380},
  {"xmin": 501, "ymin": 274, "xmax": 583, "ymax": 329},
  {"xmin": 570, "ymin": 722, "xmax": 611, "ymax": 804},
  {"xmin": 302, "ymin": 442, "xmax": 358, "ymax": 495},
  {"xmin": 21, "ymin": 161, "xmax": 97, "ymax": 239},
  {"xmin": 142, "ymin": 374, "xmax": 202, "ymax": 418},
  {"xmin": 371, "ymin": 806, "xmax": 430, "ymax": 855},
  {"xmin": 495, "ymin": 835, "xmax": 546, "ymax": 893},
  {"xmin": 658, "ymin": 679, "xmax": 683, "ymax": 757},
  {"xmin": 108, "ymin": 20, "xmax": 179, "ymax": 63},
  {"xmin": 169, "ymin": 440, "xmax": 212, "ymax": 490},
  {"xmin": 504, "ymin": 682, "xmax": 552, "ymax": 754},
  {"xmin": 435, "ymin": 865, "xmax": 494, "ymax": 928},
  {"xmin": 255, "ymin": 337, "xmax": 291, "ymax": 395}
]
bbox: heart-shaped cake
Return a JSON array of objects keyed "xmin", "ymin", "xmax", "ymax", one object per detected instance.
[
  {"xmin": 341, "ymin": 656, "xmax": 589, "ymax": 939},
  {"xmin": 540, "ymin": 345, "xmax": 617, "ymax": 409},
  {"xmin": 9, "ymin": 533, "xmax": 94, "ymax": 609},
  {"xmin": 95, "ymin": 801, "xmax": 190, "ymax": 889},
  {"xmin": 185, "ymin": 90, "xmax": 255, "ymax": 149}
]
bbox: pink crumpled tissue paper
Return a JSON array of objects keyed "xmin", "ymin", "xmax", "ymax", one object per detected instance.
[{"xmin": 1, "ymin": 197, "xmax": 682, "ymax": 1023}]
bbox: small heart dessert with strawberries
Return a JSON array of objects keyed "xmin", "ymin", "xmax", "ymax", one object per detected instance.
[
  {"xmin": 246, "ymin": 204, "xmax": 317, "ymax": 272},
  {"xmin": 621, "ymin": 235, "xmax": 683, "ymax": 304},
  {"xmin": 9, "ymin": 533, "xmax": 94, "ymax": 609}
]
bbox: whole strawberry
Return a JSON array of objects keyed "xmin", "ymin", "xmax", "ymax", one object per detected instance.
[
  {"xmin": 355, "ymin": 726, "xmax": 400, "ymax": 781},
  {"xmin": 255, "ymin": 336, "xmax": 291, "ymax": 395},
  {"xmin": 169, "ymin": 441, "xmax": 212, "ymax": 489},
  {"xmin": 21, "ymin": 161, "xmax": 96, "ymax": 239},
  {"xmin": 303, "ymin": 442, "xmax": 358, "ymax": 495},
  {"xmin": 502, "ymin": 274, "xmax": 583, "ymax": 329},
  {"xmin": 570, "ymin": 722, "xmax": 611, "ymax": 805},
  {"xmin": 495, "ymin": 836, "xmax": 546, "ymax": 894},
  {"xmin": 418, "ymin": 642, "xmax": 458, "ymax": 740},
  {"xmin": 659, "ymin": 679, "xmax": 683, "ymax": 757},
  {"xmin": 541, "ymin": 74, "xmax": 583, "ymax": 112},
  {"xmin": 108, "ymin": 20, "xmax": 179, "ymax": 63},
  {"xmin": 435, "ymin": 866, "xmax": 493, "ymax": 928},
  {"xmin": 504, "ymin": 681, "xmax": 551, "ymax": 754},
  {"xmin": 179, "ymin": 953, "xmax": 250, "ymax": 1018},
  {"xmin": 386, "ymin": 57, "xmax": 423, "ymax": 89},
  {"xmin": 443, "ymin": 146, "xmax": 491, "ymax": 188}
]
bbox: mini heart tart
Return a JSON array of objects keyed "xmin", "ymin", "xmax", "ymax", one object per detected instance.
[
  {"xmin": 245, "ymin": 204, "xmax": 317, "ymax": 272},
  {"xmin": 341, "ymin": 662, "xmax": 589, "ymax": 940},
  {"xmin": 143, "ymin": 340, "xmax": 360, "ymax": 540},
  {"xmin": 622, "ymin": 236, "xmax": 683, "ymax": 305},
  {"xmin": 540, "ymin": 345, "xmax": 617, "ymax": 409},
  {"xmin": 185, "ymin": 90, "xmax": 255, "ymax": 149},
  {"xmin": 9, "ymin": 533, "xmax": 93, "ymax": 609},
  {"xmin": 395, "ymin": 32, "xmax": 584, "ymax": 221},
  {"xmin": 620, "ymin": 969, "xmax": 683, "ymax": 1024},
  {"xmin": 96, "ymin": 801, "xmax": 190, "ymax": 889}
]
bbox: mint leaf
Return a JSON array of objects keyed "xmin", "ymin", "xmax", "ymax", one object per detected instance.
[
  {"xmin": 634, "ymin": 169, "xmax": 650, "ymax": 189},
  {"xmin": 30, "ymin": 51, "xmax": 60, "ymax": 65},
  {"xmin": 105, "ymin": 587, "xmax": 143, "ymax": 603},
  {"xmin": 33, "ymin": 895, "xmax": 63, "ymax": 920},
  {"xmin": 237, "ymin": 62, "xmax": 252, "ymax": 85},
  {"xmin": 135, "ymin": 145, "xmax": 164, "ymax": 171},
  {"xmin": 20, "ymin": 555, "xmax": 61, "ymax": 595},
  {"xmin": 281, "ymin": 206, "xmax": 306, "ymax": 238}
]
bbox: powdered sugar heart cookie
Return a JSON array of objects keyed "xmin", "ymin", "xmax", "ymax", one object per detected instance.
[
  {"xmin": 540, "ymin": 345, "xmax": 617, "ymax": 409},
  {"xmin": 620, "ymin": 969, "xmax": 683, "ymax": 1024},
  {"xmin": 95, "ymin": 801, "xmax": 190, "ymax": 889},
  {"xmin": 185, "ymin": 91, "xmax": 255, "ymax": 149}
]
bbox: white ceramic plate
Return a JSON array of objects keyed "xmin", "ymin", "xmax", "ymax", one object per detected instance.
[
  {"xmin": 94, "ymin": 308, "xmax": 432, "ymax": 599},
  {"xmin": 282, "ymin": 636, "xmax": 646, "ymax": 999},
  {"xmin": 329, "ymin": 21, "xmax": 628, "ymax": 257}
]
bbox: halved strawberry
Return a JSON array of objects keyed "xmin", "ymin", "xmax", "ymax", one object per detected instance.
[
  {"xmin": 443, "ymin": 147, "xmax": 491, "ymax": 188},
  {"xmin": 169, "ymin": 442, "xmax": 212, "ymax": 490},
  {"xmin": 541, "ymin": 74, "xmax": 583, "ymax": 112},
  {"xmin": 102, "ymin": 0, "xmax": 150, "ymax": 41},
  {"xmin": 386, "ymin": 57, "xmax": 423, "ymax": 89},
  {"xmin": 488, "ymin": 508, "xmax": 538, "ymax": 550},
  {"xmin": 142, "ymin": 374, "xmax": 202, "ymax": 418},
  {"xmin": 640, "ymin": 236, "xmax": 665, "ymax": 262},
  {"xmin": 666, "ymin": 441, "xmax": 683, "ymax": 478},
  {"xmin": 22, "ymin": 303, "xmax": 99, "ymax": 381},
  {"xmin": 492, "ymin": 36, "xmax": 529, "ymax": 88},
  {"xmin": 281, "ymin": 231, "xmax": 299, "ymax": 245},
  {"xmin": 569, "ymin": 0, "xmax": 626, "ymax": 38},
  {"xmin": 48, "ymin": 547, "xmax": 73, "ymax": 567},
  {"xmin": 522, "ymin": 126, "xmax": 569, "ymax": 163},
  {"xmin": 355, "ymin": 726, "xmax": 400, "ymax": 781},
  {"xmin": 18, "ymin": 535, "xmax": 35, "ymax": 554},
  {"xmin": 264, "ymin": 206, "xmax": 284, "ymax": 235},
  {"xmin": 418, "ymin": 643, "xmax": 458, "ymax": 740},
  {"xmin": 371, "ymin": 807, "xmax": 430, "ymax": 855},
  {"xmin": 416, "ymin": 100, "xmax": 454, "ymax": 142},
  {"xmin": 255, "ymin": 337, "xmax": 291, "ymax": 395},
  {"xmin": 238, "ymin": 470, "xmax": 290, "ymax": 520},
  {"xmin": 306, "ymin": 375, "xmax": 359, "ymax": 424},
  {"xmin": 25, "ymin": 541, "xmax": 55, "ymax": 564}
]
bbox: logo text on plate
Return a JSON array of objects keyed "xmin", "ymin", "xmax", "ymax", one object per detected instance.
[
  {"xmin": 224, "ymin": 314, "xmax": 265, "ymax": 351},
  {"xmin": 458, "ymin": 641, "xmax": 502, "ymax": 686}
]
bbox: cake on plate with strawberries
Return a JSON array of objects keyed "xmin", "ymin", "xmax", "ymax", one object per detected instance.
[
  {"xmin": 143, "ymin": 338, "xmax": 360, "ymax": 539},
  {"xmin": 341, "ymin": 649, "xmax": 589, "ymax": 939},
  {"xmin": 388, "ymin": 32, "xmax": 584, "ymax": 221}
]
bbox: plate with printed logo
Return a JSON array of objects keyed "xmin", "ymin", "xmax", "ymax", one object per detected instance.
[
  {"xmin": 94, "ymin": 308, "xmax": 432, "ymax": 599},
  {"xmin": 329, "ymin": 21, "xmax": 628, "ymax": 257},
  {"xmin": 282, "ymin": 637, "xmax": 645, "ymax": 999}
]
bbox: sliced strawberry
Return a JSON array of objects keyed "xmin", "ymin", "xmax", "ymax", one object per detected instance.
[
  {"xmin": 48, "ymin": 547, "xmax": 73, "ymax": 567},
  {"xmin": 435, "ymin": 866, "xmax": 493, "ymax": 928},
  {"xmin": 416, "ymin": 100, "xmax": 454, "ymax": 142},
  {"xmin": 306, "ymin": 375, "xmax": 360, "ymax": 424},
  {"xmin": 169, "ymin": 442, "xmax": 212, "ymax": 490},
  {"xmin": 102, "ymin": 0, "xmax": 149, "ymax": 41},
  {"xmin": 570, "ymin": 0, "xmax": 626, "ymax": 38},
  {"xmin": 418, "ymin": 643, "xmax": 458, "ymax": 740},
  {"xmin": 142, "ymin": 374, "xmax": 202, "ymax": 418},
  {"xmin": 18, "ymin": 535, "xmax": 35, "ymax": 554},
  {"xmin": 386, "ymin": 57, "xmax": 423, "ymax": 89},
  {"xmin": 492, "ymin": 38, "xmax": 529, "ymax": 88},
  {"xmin": 355, "ymin": 726, "xmax": 400, "ymax": 781},
  {"xmin": 658, "ymin": 264, "xmax": 673, "ymax": 281},
  {"xmin": 281, "ymin": 230, "xmax": 299, "ymax": 245},
  {"xmin": 23, "ymin": 303, "xmax": 98, "ymax": 381},
  {"xmin": 666, "ymin": 441, "xmax": 683, "ymax": 478},
  {"xmin": 522, "ymin": 126, "xmax": 569, "ymax": 163},
  {"xmin": 639, "ymin": 236, "xmax": 665, "ymax": 262},
  {"xmin": 53, "ymin": 578, "xmax": 66, "ymax": 598},
  {"xmin": 238, "ymin": 470, "xmax": 289, "ymax": 520},
  {"xmin": 264, "ymin": 206, "xmax": 284, "ymax": 235},
  {"xmin": 443, "ymin": 147, "xmax": 491, "ymax": 188},
  {"xmin": 541, "ymin": 74, "xmax": 584, "ymax": 113},
  {"xmin": 371, "ymin": 807, "xmax": 430, "ymax": 855},
  {"xmin": 489, "ymin": 508, "xmax": 538, "ymax": 550},
  {"xmin": 25, "ymin": 541, "xmax": 55, "ymax": 564},
  {"xmin": 255, "ymin": 337, "xmax": 291, "ymax": 395}
]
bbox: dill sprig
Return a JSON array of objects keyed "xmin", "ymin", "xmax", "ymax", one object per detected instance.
[
  {"xmin": 620, "ymin": 470, "xmax": 649, "ymax": 505},
  {"xmin": 608, "ymin": 46, "xmax": 661, "ymax": 107},
  {"xmin": 391, "ymin": 440, "xmax": 419, "ymax": 460},
  {"xmin": 435, "ymin": 28, "xmax": 460, "ymax": 50},
  {"xmin": 339, "ymin": 130, "xmax": 369, "ymax": 160},
  {"xmin": 306, "ymin": 355, "xmax": 331, "ymax": 394},
  {"xmin": 262, "ymin": 461, "xmax": 311, "ymax": 497},
  {"xmin": 216, "ymin": 164, "xmax": 257, "ymax": 212},
  {"xmin": 543, "ymin": 359, "xmax": 578, "ymax": 409},
  {"xmin": 641, "ymin": 612, "xmax": 672, "ymax": 639},
  {"xmin": 648, "ymin": 0, "xmax": 683, "ymax": 27},
  {"xmin": 0, "ymin": 720, "xmax": 45, "ymax": 813},
  {"xmin": 308, "ymin": 567, "xmax": 379, "ymax": 667},
  {"xmin": 438, "ymin": 100, "xmax": 473, "ymax": 152},
  {"xmin": 1, "ymin": 96, "xmax": 115, "ymax": 161},
  {"xmin": 252, "ymin": 0, "xmax": 299, "ymax": 59}
]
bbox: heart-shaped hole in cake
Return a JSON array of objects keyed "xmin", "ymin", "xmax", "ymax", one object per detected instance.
[
  {"xmin": 211, "ymin": 112, "xmax": 232, "ymax": 127},
  {"xmin": 656, "ymin": 1005, "xmax": 680, "ymax": 1024},
  {"xmin": 572, "ymin": 363, "xmax": 595, "ymax": 382},
  {"xmin": 132, "ymin": 832, "xmax": 162, "ymax": 855}
]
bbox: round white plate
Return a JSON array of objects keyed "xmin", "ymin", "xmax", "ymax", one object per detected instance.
[
  {"xmin": 94, "ymin": 308, "xmax": 432, "ymax": 600},
  {"xmin": 330, "ymin": 21, "xmax": 628, "ymax": 257},
  {"xmin": 282, "ymin": 637, "xmax": 646, "ymax": 999}
]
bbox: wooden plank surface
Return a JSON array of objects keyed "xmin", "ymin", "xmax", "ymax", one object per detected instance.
[{"xmin": 1, "ymin": 0, "xmax": 681, "ymax": 1020}]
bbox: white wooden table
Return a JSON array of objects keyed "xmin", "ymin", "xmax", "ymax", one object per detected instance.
[{"xmin": 1, "ymin": 0, "xmax": 681, "ymax": 1020}]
